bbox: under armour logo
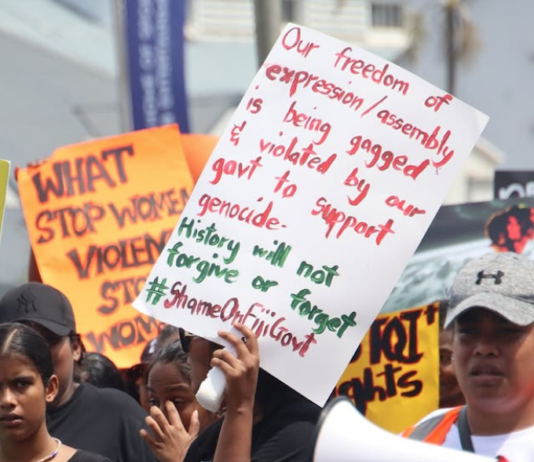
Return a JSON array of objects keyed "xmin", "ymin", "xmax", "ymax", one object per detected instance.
[
  {"xmin": 17, "ymin": 291, "xmax": 37, "ymax": 313},
  {"xmin": 475, "ymin": 270, "xmax": 505, "ymax": 285}
]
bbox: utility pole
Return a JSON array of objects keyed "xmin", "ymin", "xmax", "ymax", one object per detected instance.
[
  {"xmin": 445, "ymin": 0, "xmax": 458, "ymax": 95},
  {"xmin": 113, "ymin": 0, "xmax": 133, "ymax": 133},
  {"xmin": 253, "ymin": 0, "xmax": 282, "ymax": 68},
  {"xmin": 292, "ymin": 0, "xmax": 306, "ymax": 25}
]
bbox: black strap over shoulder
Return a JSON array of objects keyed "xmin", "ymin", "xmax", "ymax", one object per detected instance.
[{"xmin": 458, "ymin": 406, "xmax": 475, "ymax": 452}]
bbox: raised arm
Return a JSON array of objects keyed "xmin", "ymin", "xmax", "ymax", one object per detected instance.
[{"xmin": 212, "ymin": 323, "xmax": 260, "ymax": 462}]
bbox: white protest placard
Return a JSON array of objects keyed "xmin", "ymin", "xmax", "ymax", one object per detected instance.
[{"xmin": 133, "ymin": 24, "xmax": 488, "ymax": 406}]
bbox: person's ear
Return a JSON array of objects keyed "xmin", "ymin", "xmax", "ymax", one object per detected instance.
[
  {"xmin": 45, "ymin": 375, "xmax": 59, "ymax": 403},
  {"xmin": 71, "ymin": 337, "xmax": 82, "ymax": 362}
]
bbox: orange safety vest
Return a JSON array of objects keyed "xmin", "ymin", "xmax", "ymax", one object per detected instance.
[
  {"xmin": 401, "ymin": 407, "xmax": 509, "ymax": 462},
  {"xmin": 401, "ymin": 406, "xmax": 462, "ymax": 444}
]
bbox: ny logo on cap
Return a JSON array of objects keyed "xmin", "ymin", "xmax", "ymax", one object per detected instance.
[
  {"xmin": 17, "ymin": 290, "xmax": 37, "ymax": 313},
  {"xmin": 476, "ymin": 270, "xmax": 505, "ymax": 285}
]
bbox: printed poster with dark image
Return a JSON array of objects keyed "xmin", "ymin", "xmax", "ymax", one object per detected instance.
[
  {"xmin": 380, "ymin": 197, "xmax": 534, "ymax": 315},
  {"xmin": 494, "ymin": 170, "xmax": 534, "ymax": 199}
]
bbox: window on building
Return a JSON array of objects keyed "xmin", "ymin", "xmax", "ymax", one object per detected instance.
[{"xmin": 371, "ymin": 4, "xmax": 403, "ymax": 27}]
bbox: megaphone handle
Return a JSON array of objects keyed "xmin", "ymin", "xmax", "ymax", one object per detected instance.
[{"xmin": 195, "ymin": 345, "xmax": 236, "ymax": 413}]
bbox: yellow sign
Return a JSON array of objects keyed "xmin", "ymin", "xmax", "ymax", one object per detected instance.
[
  {"xmin": 334, "ymin": 304, "xmax": 439, "ymax": 433},
  {"xmin": 0, "ymin": 160, "xmax": 10, "ymax": 245}
]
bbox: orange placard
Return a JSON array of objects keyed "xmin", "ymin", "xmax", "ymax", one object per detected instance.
[
  {"xmin": 18, "ymin": 125, "xmax": 194, "ymax": 368},
  {"xmin": 182, "ymin": 134, "xmax": 219, "ymax": 183}
]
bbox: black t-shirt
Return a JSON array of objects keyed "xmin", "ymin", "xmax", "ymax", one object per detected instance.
[
  {"xmin": 184, "ymin": 401, "xmax": 321, "ymax": 462},
  {"xmin": 68, "ymin": 450, "xmax": 112, "ymax": 462},
  {"xmin": 47, "ymin": 383, "xmax": 157, "ymax": 462}
]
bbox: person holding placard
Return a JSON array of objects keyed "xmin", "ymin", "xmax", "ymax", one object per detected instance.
[
  {"xmin": 403, "ymin": 253, "xmax": 534, "ymax": 461},
  {"xmin": 141, "ymin": 323, "xmax": 320, "ymax": 462}
]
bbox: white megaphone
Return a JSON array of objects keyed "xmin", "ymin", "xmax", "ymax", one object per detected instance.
[{"xmin": 310, "ymin": 397, "xmax": 498, "ymax": 462}]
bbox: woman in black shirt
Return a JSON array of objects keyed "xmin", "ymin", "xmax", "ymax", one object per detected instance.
[
  {"xmin": 142, "ymin": 323, "xmax": 320, "ymax": 462},
  {"xmin": 0, "ymin": 323, "xmax": 109, "ymax": 462}
]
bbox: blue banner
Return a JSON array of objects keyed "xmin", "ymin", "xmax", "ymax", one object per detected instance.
[{"xmin": 124, "ymin": 0, "xmax": 190, "ymax": 132}]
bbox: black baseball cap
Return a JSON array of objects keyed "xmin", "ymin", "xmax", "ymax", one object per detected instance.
[{"xmin": 0, "ymin": 282, "xmax": 76, "ymax": 336}]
